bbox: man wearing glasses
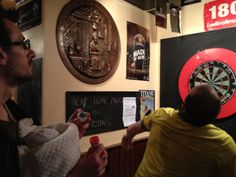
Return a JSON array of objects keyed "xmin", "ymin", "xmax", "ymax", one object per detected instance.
[{"xmin": 0, "ymin": 4, "xmax": 107, "ymax": 177}]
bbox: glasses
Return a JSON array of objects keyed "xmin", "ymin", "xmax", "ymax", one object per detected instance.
[{"xmin": 0, "ymin": 39, "xmax": 31, "ymax": 50}]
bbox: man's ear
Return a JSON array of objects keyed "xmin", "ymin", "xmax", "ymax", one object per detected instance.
[{"xmin": 0, "ymin": 47, "xmax": 7, "ymax": 65}]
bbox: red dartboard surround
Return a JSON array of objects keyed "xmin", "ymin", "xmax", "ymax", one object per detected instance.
[{"xmin": 178, "ymin": 48, "xmax": 236, "ymax": 119}]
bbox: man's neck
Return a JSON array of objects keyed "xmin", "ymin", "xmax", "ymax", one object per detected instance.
[
  {"xmin": 0, "ymin": 79, "xmax": 18, "ymax": 122},
  {"xmin": 0, "ymin": 79, "xmax": 15, "ymax": 106}
]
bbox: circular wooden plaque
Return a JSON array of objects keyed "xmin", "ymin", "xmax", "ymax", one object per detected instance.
[{"xmin": 56, "ymin": 0, "xmax": 120, "ymax": 84}]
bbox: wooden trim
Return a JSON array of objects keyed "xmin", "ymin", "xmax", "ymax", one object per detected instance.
[{"xmin": 102, "ymin": 138, "xmax": 147, "ymax": 177}]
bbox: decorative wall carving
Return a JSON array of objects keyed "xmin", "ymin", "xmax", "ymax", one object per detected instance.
[{"xmin": 56, "ymin": 0, "xmax": 120, "ymax": 84}]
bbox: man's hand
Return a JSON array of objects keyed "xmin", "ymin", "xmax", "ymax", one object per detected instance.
[
  {"xmin": 68, "ymin": 108, "xmax": 91, "ymax": 138},
  {"xmin": 68, "ymin": 144, "xmax": 108, "ymax": 177},
  {"xmin": 121, "ymin": 121, "xmax": 147, "ymax": 150},
  {"xmin": 122, "ymin": 133, "xmax": 134, "ymax": 150}
]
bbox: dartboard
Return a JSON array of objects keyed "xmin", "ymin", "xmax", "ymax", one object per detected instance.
[
  {"xmin": 178, "ymin": 48, "xmax": 236, "ymax": 119},
  {"xmin": 189, "ymin": 61, "xmax": 236, "ymax": 104}
]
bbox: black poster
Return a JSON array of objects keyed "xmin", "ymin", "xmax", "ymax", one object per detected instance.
[
  {"xmin": 126, "ymin": 22, "xmax": 150, "ymax": 81},
  {"xmin": 161, "ymin": 27, "xmax": 236, "ymax": 141}
]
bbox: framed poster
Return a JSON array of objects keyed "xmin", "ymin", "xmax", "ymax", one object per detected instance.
[
  {"xmin": 126, "ymin": 22, "xmax": 150, "ymax": 81},
  {"xmin": 139, "ymin": 90, "xmax": 155, "ymax": 119}
]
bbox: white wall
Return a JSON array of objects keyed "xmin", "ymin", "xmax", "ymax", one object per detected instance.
[
  {"xmin": 25, "ymin": 0, "xmax": 212, "ymax": 152},
  {"xmin": 181, "ymin": 0, "xmax": 212, "ymax": 35}
]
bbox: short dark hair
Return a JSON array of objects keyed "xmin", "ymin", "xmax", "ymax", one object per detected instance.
[
  {"xmin": 0, "ymin": 5, "xmax": 19, "ymax": 47},
  {"xmin": 181, "ymin": 85, "xmax": 221, "ymax": 126}
]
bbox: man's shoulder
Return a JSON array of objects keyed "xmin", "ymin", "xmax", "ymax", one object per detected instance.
[
  {"xmin": 155, "ymin": 107, "xmax": 178, "ymax": 116},
  {"xmin": 148, "ymin": 107, "xmax": 179, "ymax": 122},
  {"xmin": 207, "ymin": 125, "xmax": 236, "ymax": 147}
]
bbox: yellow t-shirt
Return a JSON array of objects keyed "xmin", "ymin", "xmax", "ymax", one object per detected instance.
[{"xmin": 135, "ymin": 107, "xmax": 236, "ymax": 177}]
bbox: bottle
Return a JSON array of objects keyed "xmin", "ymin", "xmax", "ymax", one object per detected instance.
[
  {"xmin": 89, "ymin": 135, "xmax": 100, "ymax": 148},
  {"xmin": 90, "ymin": 136, "xmax": 107, "ymax": 161}
]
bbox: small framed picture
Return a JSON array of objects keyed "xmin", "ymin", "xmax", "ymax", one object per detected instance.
[
  {"xmin": 139, "ymin": 90, "xmax": 155, "ymax": 119},
  {"xmin": 17, "ymin": 0, "xmax": 42, "ymax": 31}
]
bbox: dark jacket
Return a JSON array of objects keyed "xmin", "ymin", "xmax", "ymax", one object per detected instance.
[{"xmin": 0, "ymin": 99, "xmax": 29, "ymax": 177}]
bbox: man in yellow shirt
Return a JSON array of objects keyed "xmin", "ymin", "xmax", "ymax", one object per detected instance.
[{"xmin": 122, "ymin": 85, "xmax": 236, "ymax": 177}]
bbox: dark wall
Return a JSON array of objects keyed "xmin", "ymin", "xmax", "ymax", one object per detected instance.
[{"xmin": 160, "ymin": 27, "xmax": 236, "ymax": 141}]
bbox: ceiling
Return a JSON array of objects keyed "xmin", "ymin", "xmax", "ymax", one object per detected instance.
[
  {"xmin": 124, "ymin": 0, "xmax": 155, "ymax": 11},
  {"xmin": 123, "ymin": 0, "xmax": 181, "ymax": 14},
  {"xmin": 15, "ymin": 0, "xmax": 180, "ymax": 14}
]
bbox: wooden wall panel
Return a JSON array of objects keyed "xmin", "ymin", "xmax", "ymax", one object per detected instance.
[{"xmin": 102, "ymin": 139, "xmax": 147, "ymax": 177}]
